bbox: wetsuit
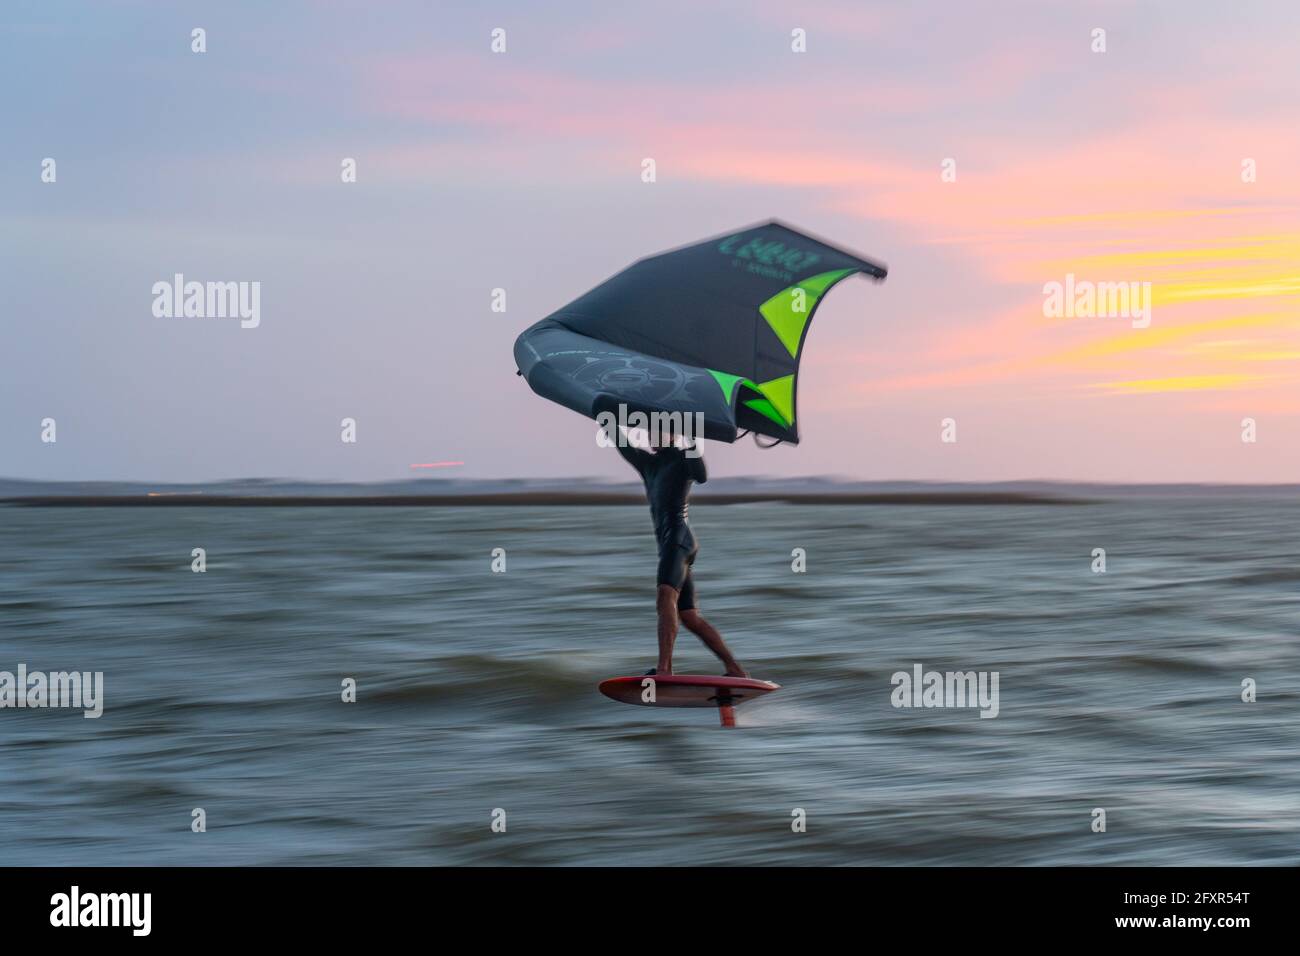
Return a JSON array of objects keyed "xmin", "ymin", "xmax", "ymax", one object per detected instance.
[{"xmin": 617, "ymin": 442, "xmax": 708, "ymax": 609}]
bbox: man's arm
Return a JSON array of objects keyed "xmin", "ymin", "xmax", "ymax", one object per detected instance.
[
  {"xmin": 687, "ymin": 447, "xmax": 707, "ymax": 484},
  {"xmin": 611, "ymin": 428, "xmax": 653, "ymax": 473}
]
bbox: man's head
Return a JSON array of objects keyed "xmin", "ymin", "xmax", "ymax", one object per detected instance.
[{"xmin": 653, "ymin": 414, "xmax": 695, "ymax": 451}]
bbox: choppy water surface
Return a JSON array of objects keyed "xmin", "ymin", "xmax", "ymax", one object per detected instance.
[{"xmin": 1, "ymin": 501, "xmax": 1297, "ymax": 865}]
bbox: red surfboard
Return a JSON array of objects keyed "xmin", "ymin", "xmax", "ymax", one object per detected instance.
[{"xmin": 598, "ymin": 674, "xmax": 780, "ymax": 727}]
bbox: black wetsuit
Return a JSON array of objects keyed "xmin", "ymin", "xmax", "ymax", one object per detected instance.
[{"xmin": 617, "ymin": 442, "xmax": 708, "ymax": 609}]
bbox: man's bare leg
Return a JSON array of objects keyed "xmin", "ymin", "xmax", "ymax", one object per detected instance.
[
  {"xmin": 655, "ymin": 584, "xmax": 679, "ymax": 674},
  {"xmin": 680, "ymin": 609, "xmax": 748, "ymax": 677}
]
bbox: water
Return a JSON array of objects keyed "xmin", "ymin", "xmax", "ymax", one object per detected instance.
[{"xmin": 1, "ymin": 501, "xmax": 1297, "ymax": 865}]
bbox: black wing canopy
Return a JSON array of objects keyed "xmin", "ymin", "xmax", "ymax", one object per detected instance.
[{"xmin": 513, "ymin": 220, "xmax": 887, "ymax": 444}]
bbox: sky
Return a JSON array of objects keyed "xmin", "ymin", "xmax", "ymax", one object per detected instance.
[{"xmin": 2, "ymin": 0, "xmax": 1298, "ymax": 483}]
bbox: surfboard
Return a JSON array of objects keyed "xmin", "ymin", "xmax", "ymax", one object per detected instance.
[{"xmin": 598, "ymin": 674, "xmax": 780, "ymax": 727}]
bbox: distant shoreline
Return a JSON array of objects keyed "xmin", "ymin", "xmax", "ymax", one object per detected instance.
[{"xmin": 4, "ymin": 492, "xmax": 1096, "ymax": 507}]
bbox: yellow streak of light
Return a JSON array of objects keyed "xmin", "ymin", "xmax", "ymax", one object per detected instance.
[{"xmin": 1089, "ymin": 374, "xmax": 1263, "ymax": 395}]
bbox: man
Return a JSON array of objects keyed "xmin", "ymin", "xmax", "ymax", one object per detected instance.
[{"xmin": 613, "ymin": 421, "xmax": 748, "ymax": 677}]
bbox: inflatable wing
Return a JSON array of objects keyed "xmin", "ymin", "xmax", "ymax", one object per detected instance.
[{"xmin": 513, "ymin": 220, "xmax": 888, "ymax": 444}]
